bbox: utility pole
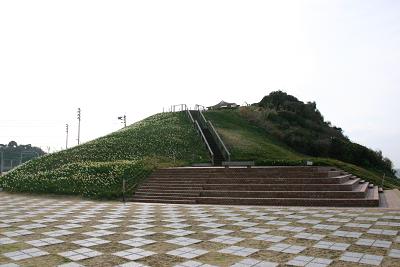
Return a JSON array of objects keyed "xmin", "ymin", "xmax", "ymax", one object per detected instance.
[
  {"xmin": 77, "ymin": 108, "xmax": 81, "ymax": 145},
  {"xmin": 0, "ymin": 150, "xmax": 4, "ymax": 175},
  {"xmin": 65, "ymin": 124, "xmax": 69, "ymax": 149},
  {"xmin": 118, "ymin": 115, "xmax": 126, "ymax": 128}
]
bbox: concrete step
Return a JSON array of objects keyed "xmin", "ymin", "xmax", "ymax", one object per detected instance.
[
  {"xmin": 135, "ymin": 186, "xmax": 367, "ymax": 199},
  {"xmin": 139, "ymin": 180, "xmax": 360, "ymax": 191},
  {"xmin": 150, "ymin": 172, "xmax": 336, "ymax": 178},
  {"xmin": 130, "ymin": 167, "xmax": 379, "ymax": 207},
  {"xmin": 129, "ymin": 198, "xmax": 197, "ymax": 204},
  {"xmin": 129, "ymin": 194, "xmax": 379, "ymax": 207},
  {"xmin": 144, "ymin": 176, "xmax": 349, "ymax": 184}
]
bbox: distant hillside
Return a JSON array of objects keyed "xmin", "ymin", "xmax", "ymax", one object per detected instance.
[
  {"xmin": 0, "ymin": 142, "xmax": 45, "ymax": 172},
  {"xmin": 205, "ymin": 109, "xmax": 399, "ymax": 188},
  {"xmin": 245, "ymin": 91, "xmax": 394, "ymax": 175},
  {"xmin": 396, "ymin": 169, "xmax": 400, "ymax": 178},
  {"xmin": 1, "ymin": 113, "xmax": 208, "ymax": 198}
]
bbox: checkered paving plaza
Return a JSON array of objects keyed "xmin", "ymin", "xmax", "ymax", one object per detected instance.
[{"xmin": 1, "ymin": 193, "xmax": 400, "ymax": 266}]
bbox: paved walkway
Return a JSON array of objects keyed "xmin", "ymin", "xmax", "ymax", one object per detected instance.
[{"xmin": 0, "ymin": 192, "xmax": 399, "ymax": 267}]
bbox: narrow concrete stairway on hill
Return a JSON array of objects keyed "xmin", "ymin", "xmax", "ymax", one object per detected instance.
[
  {"xmin": 190, "ymin": 110, "xmax": 225, "ymax": 166},
  {"xmin": 129, "ymin": 166, "xmax": 379, "ymax": 207}
]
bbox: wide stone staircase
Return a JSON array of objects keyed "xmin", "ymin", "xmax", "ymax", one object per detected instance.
[{"xmin": 129, "ymin": 166, "xmax": 380, "ymax": 207}]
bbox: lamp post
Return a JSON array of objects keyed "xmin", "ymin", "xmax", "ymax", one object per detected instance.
[
  {"xmin": 77, "ymin": 108, "xmax": 81, "ymax": 145},
  {"xmin": 0, "ymin": 150, "xmax": 4, "ymax": 175},
  {"xmin": 66, "ymin": 124, "xmax": 69, "ymax": 149},
  {"xmin": 118, "ymin": 115, "xmax": 126, "ymax": 128}
]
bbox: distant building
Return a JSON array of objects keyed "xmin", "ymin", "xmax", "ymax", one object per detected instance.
[{"xmin": 207, "ymin": 100, "xmax": 239, "ymax": 110}]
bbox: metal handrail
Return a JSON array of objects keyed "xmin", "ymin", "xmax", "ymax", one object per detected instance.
[
  {"xmin": 195, "ymin": 120, "xmax": 214, "ymax": 164},
  {"xmin": 186, "ymin": 109, "xmax": 195, "ymax": 124},
  {"xmin": 199, "ymin": 110, "xmax": 231, "ymax": 162},
  {"xmin": 208, "ymin": 121, "xmax": 231, "ymax": 161},
  {"xmin": 195, "ymin": 104, "xmax": 206, "ymax": 111}
]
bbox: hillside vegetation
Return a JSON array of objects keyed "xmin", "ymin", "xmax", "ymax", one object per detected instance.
[
  {"xmin": 204, "ymin": 108, "xmax": 400, "ymax": 188},
  {"xmin": 0, "ymin": 142, "xmax": 45, "ymax": 172},
  {"xmin": 253, "ymin": 91, "xmax": 394, "ymax": 174},
  {"xmin": 0, "ymin": 112, "xmax": 208, "ymax": 198}
]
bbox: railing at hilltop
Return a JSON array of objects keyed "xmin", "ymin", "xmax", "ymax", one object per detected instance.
[
  {"xmin": 165, "ymin": 104, "xmax": 214, "ymax": 164},
  {"xmin": 165, "ymin": 103, "xmax": 231, "ymax": 164}
]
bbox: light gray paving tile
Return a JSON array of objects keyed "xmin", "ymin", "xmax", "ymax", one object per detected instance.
[
  {"xmin": 279, "ymin": 226, "xmax": 306, "ymax": 233},
  {"xmin": 92, "ymin": 223, "xmax": 119, "ymax": 230},
  {"xmin": 43, "ymin": 230, "xmax": 74, "ymax": 237},
  {"xmin": 198, "ymin": 222, "xmax": 225, "ymax": 228},
  {"xmin": 344, "ymin": 223, "xmax": 371, "ymax": 229},
  {"xmin": 218, "ymin": 246, "xmax": 259, "ymax": 257},
  {"xmin": 297, "ymin": 219, "xmax": 321, "ymax": 225},
  {"xmin": 294, "ymin": 232, "xmax": 325, "ymax": 241},
  {"xmin": 128, "ymin": 223, "xmax": 155, "ymax": 230},
  {"xmin": 367, "ymin": 228, "xmax": 398, "ymax": 236},
  {"xmin": 174, "ymin": 260, "xmax": 217, "ymax": 267},
  {"xmin": 83, "ymin": 230, "xmax": 115, "ymax": 237},
  {"xmin": 167, "ymin": 247, "xmax": 208, "ymax": 259},
  {"xmin": 313, "ymin": 241, "xmax": 350, "ymax": 251},
  {"xmin": 312, "ymin": 224, "xmax": 340, "ymax": 231},
  {"xmin": 388, "ymin": 249, "xmax": 400, "ymax": 259},
  {"xmin": 3, "ymin": 248, "xmax": 49, "ymax": 260},
  {"xmin": 230, "ymin": 258, "xmax": 278, "ymax": 267},
  {"xmin": 125, "ymin": 230, "xmax": 156, "ymax": 237},
  {"xmin": 58, "ymin": 248, "xmax": 102, "ymax": 261},
  {"xmin": 72, "ymin": 238, "xmax": 110, "ymax": 247},
  {"xmin": 332, "ymin": 230, "xmax": 362, "ymax": 238},
  {"xmin": 56, "ymin": 222, "xmax": 82, "ymax": 228},
  {"xmin": 253, "ymin": 234, "xmax": 287, "ymax": 242},
  {"xmin": 166, "ymin": 237, "xmax": 202, "ymax": 246},
  {"xmin": 340, "ymin": 252, "xmax": 383, "ymax": 266},
  {"xmin": 116, "ymin": 262, "xmax": 149, "ymax": 267},
  {"xmin": 26, "ymin": 238, "xmax": 64, "ymax": 247},
  {"xmin": 202, "ymin": 228, "xmax": 234, "ymax": 235},
  {"xmin": 355, "ymin": 238, "xmax": 392, "ymax": 248},
  {"xmin": 287, "ymin": 255, "xmax": 332, "ymax": 267},
  {"xmin": 0, "ymin": 237, "xmax": 17, "ymax": 245},
  {"xmin": 241, "ymin": 227, "xmax": 270, "ymax": 234},
  {"xmin": 0, "ymin": 263, "xmax": 21, "ymax": 267},
  {"xmin": 119, "ymin": 237, "xmax": 156, "ymax": 247},
  {"xmin": 2, "ymin": 230, "xmax": 33, "ymax": 237},
  {"xmin": 209, "ymin": 235, "xmax": 244, "ymax": 245},
  {"xmin": 164, "ymin": 223, "xmax": 191, "ymax": 229},
  {"xmin": 266, "ymin": 220, "xmax": 291, "ymax": 226},
  {"xmin": 58, "ymin": 263, "xmax": 86, "ymax": 267},
  {"xmin": 164, "ymin": 229, "xmax": 196, "ymax": 236},
  {"xmin": 18, "ymin": 223, "xmax": 47, "ymax": 230}
]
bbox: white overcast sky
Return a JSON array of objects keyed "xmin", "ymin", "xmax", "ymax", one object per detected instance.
[{"xmin": 0, "ymin": 0, "xmax": 399, "ymax": 167}]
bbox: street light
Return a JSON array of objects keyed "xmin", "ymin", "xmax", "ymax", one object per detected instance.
[
  {"xmin": 66, "ymin": 124, "xmax": 69, "ymax": 149},
  {"xmin": 0, "ymin": 150, "xmax": 4, "ymax": 175},
  {"xmin": 77, "ymin": 108, "xmax": 81, "ymax": 145},
  {"xmin": 118, "ymin": 115, "xmax": 126, "ymax": 128}
]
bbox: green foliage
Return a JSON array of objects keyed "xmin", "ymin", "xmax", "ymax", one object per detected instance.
[
  {"xmin": 204, "ymin": 109, "xmax": 301, "ymax": 162},
  {"xmin": 253, "ymin": 91, "xmax": 394, "ymax": 174},
  {"xmin": 2, "ymin": 160, "xmax": 152, "ymax": 199},
  {"xmin": 204, "ymin": 109, "xmax": 399, "ymax": 189},
  {"xmin": 0, "ymin": 112, "xmax": 209, "ymax": 198},
  {"xmin": 0, "ymin": 142, "xmax": 45, "ymax": 171}
]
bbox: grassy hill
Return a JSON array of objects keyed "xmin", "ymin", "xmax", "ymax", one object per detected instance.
[
  {"xmin": 1, "ymin": 98, "xmax": 398, "ymax": 199},
  {"xmin": 204, "ymin": 109, "xmax": 400, "ymax": 189},
  {"xmin": 0, "ymin": 112, "xmax": 208, "ymax": 198}
]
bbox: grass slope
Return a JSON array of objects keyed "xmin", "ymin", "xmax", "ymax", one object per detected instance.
[
  {"xmin": 205, "ymin": 109, "xmax": 400, "ymax": 189},
  {"xmin": 0, "ymin": 112, "xmax": 208, "ymax": 198}
]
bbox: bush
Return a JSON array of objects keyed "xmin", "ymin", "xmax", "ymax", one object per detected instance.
[{"xmin": 0, "ymin": 112, "xmax": 209, "ymax": 199}]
